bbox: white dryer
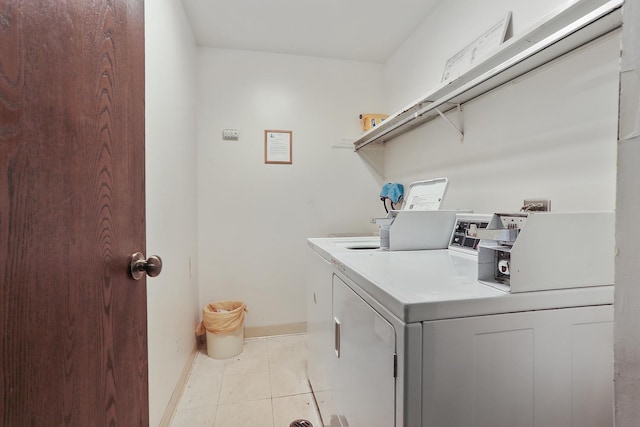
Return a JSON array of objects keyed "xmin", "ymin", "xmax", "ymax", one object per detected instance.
[{"xmin": 306, "ymin": 213, "xmax": 614, "ymax": 427}]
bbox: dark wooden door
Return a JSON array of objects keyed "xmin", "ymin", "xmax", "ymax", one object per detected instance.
[{"xmin": 0, "ymin": 1, "xmax": 148, "ymax": 425}]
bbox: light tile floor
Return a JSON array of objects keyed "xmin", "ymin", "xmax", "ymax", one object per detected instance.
[{"xmin": 170, "ymin": 334, "xmax": 322, "ymax": 427}]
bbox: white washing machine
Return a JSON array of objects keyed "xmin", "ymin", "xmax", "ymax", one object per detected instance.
[{"xmin": 306, "ymin": 213, "xmax": 614, "ymax": 427}]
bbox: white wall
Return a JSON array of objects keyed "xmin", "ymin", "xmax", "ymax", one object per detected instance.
[
  {"xmin": 145, "ymin": 1, "xmax": 199, "ymax": 425},
  {"xmin": 197, "ymin": 49, "xmax": 384, "ymax": 333},
  {"xmin": 384, "ymin": 0, "xmax": 570, "ymax": 111},
  {"xmin": 615, "ymin": 0, "xmax": 640, "ymax": 423},
  {"xmin": 378, "ymin": 0, "xmax": 619, "ymax": 213}
]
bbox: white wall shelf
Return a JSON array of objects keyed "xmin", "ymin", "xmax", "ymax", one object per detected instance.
[{"xmin": 353, "ymin": 0, "xmax": 623, "ymax": 151}]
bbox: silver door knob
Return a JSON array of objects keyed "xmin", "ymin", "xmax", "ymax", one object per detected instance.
[{"xmin": 129, "ymin": 252, "xmax": 163, "ymax": 280}]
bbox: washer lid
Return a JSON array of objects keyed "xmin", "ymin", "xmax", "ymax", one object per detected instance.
[{"xmin": 403, "ymin": 177, "xmax": 448, "ymax": 211}]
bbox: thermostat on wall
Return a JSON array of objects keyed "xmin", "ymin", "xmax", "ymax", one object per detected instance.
[{"xmin": 222, "ymin": 129, "xmax": 239, "ymax": 140}]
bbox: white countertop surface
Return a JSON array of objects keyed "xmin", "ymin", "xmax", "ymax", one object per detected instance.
[{"xmin": 307, "ymin": 237, "xmax": 614, "ymax": 323}]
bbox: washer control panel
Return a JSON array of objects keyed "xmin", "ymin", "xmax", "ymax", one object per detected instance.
[{"xmin": 448, "ymin": 214, "xmax": 492, "ymax": 254}]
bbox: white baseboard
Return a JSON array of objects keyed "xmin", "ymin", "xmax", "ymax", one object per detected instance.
[
  {"xmin": 245, "ymin": 321, "xmax": 307, "ymax": 338},
  {"xmin": 158, "ymin": 342, "xmax": 199, "ymax": 427}
]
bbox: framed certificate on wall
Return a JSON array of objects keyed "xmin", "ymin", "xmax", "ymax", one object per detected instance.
[{"xmin": 264, "ymin": 130, "xmax": 292, "ymax": 164}]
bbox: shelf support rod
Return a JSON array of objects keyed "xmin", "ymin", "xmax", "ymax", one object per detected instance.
[{"xmin": 435, "ymin": 104, "xmax": 464, "ymax": 143}]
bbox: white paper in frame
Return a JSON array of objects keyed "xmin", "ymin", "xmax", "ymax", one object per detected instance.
[{"xmin": 264, "ymin": 130, "xmax": 292, "ymax": 164}]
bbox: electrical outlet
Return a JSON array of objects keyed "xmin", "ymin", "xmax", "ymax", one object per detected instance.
[
  {"xmin": 523, "ymin": 198, "xmax": 551, "ymax": 212},
  {"xmin": 222, "ymin": 129, "xmax": 239, "ymax": 140}
]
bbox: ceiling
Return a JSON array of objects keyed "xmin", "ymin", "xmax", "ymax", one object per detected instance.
[{"xmin": 181, "ymin": 0, "xmax": 442, "ymax": 63}]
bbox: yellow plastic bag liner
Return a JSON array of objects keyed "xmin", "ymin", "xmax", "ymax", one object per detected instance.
[{"xmin": 196, "ymin": 300, "xmax": 247, "ymax": 335}]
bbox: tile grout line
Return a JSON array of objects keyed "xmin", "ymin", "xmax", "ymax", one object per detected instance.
[
  {"xmin": 267, "ymin": 336, "xmax": 276, "ymax": 427},
  {"xmin": 211, "ymin": 349, "xmax": 222, "ymax": 427}
]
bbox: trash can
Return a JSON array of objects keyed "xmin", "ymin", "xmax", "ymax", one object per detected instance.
[{"xmin": 195, "ymin": 300, "xmax": 247, "ymax": 359}]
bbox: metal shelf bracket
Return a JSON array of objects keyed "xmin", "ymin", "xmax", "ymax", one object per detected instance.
[{"xmin": 435, "ymin": 103, "xmax": 464, "ymax": 142}]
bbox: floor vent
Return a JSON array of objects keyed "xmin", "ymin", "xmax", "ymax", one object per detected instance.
[{"xmin": 289, "ymin": 420, "xmax": 313, "ymax": 427}]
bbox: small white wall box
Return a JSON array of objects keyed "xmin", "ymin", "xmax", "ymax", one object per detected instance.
[{"xmin": 477, "ymin": 212, "xmax": 614, "ymax": 292}]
